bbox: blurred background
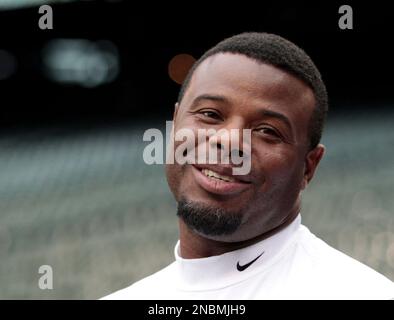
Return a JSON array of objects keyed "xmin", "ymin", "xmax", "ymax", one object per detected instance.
[{"xmin": 0, "ymin": 1, "xmax": 393, "ymax": 299}]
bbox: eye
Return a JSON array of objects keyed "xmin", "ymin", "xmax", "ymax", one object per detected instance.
[
  {"xmin": 200, "ymin": 110, "xmax": 222, "ymax": 120},
  {"xmin": 257, "ymin": 127, "xmax": 281, "ymax": 138}
]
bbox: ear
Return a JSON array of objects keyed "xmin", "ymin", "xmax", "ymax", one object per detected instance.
[
  {"xmin": 301, "ymin": 143, "xmax": 325, "ymax": 190},
  {"xmin": 173, "ymin": 102, "xmax": 180, "ymax": 123}
]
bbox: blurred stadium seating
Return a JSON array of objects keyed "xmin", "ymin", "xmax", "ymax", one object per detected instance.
[{"xmin": 0, "ymin": 110, "xmax": 393, "ymax": 299}]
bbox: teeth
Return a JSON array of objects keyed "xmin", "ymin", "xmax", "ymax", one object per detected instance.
[{"xmin": 202, "ymin": 169, "xmax": 236, "ymax": 182}]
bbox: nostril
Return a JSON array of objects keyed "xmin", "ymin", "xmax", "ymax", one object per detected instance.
[{"xmin": 231, "ymin": 149, "xmax": 243, "ymax": 158}]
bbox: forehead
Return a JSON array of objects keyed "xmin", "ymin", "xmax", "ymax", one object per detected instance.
[{"xmin": 182, "ymin": 53, "xmax": 315, "ymax": 140}]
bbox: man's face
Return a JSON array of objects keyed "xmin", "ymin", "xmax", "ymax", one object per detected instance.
[{"xmin": 166, "ymin": 53, "xmax": 324, "ymax": 242}]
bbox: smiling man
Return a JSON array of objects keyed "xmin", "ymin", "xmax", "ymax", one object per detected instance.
[{"xmin": 104, "ymin": 32, "xmax": 394, "ymax": 299}]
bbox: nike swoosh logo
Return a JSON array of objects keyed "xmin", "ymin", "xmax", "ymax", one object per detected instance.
[{"xmin": 236, "ymin": 251, "xmax": 265, "ymax": 271}]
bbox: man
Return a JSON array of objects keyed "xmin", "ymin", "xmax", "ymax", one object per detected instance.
[{"xmin": 104, "ymin": 32, "xmax": 394, "ymax": 299}]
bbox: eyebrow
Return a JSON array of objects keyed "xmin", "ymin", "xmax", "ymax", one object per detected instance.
[
  {"xmin": 191, "ymin": 94, "xmax": 229, "ymax": 105},
  {"xmin": 260, "ymin": 109, "xmax": 293, "ymax": 133}
]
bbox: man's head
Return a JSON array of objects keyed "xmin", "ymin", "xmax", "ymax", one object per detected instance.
[{"xmin": 166, "ymin": 32, "xmax": 328, "ymax": 242}]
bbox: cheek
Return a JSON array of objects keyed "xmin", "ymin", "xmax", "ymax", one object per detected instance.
[
  {"xmin": 255, "ymin": 147, "xmax": 302, "ymax": 189},
  {"xmin": 165, "ymin": 137, "xmax": 197, "ymax": 200}
]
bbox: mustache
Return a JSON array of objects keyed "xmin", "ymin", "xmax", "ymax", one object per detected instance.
[{"xmin": 180, "ymin": 145, "xmax": 253, "ymax": 177}]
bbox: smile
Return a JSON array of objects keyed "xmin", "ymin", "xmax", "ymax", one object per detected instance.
[
  {"xmin": 191, "ymin": 165, "xmax": 251, "ymax": 195},
  {"xmin": 202, "ymin": 169, "xmax": 237, "ymax": 182}
]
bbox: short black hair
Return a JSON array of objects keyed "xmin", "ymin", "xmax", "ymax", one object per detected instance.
[{"xmin": 178, "ymin": 32, "xmax": 328, "ymax": 150}]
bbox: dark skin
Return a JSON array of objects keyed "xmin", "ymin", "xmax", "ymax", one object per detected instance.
[{"xmin": 166, "ymin": 53, "xmax": 325, "ymax": 259}]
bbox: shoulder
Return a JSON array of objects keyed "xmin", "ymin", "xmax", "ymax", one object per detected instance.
[
  {"xmin": 292, "ymin": 225, "xmax": 394, "ymax": 299},
  {"xmin": 100, "ymin": 262, "xmax": 177, "ymax": 300}
]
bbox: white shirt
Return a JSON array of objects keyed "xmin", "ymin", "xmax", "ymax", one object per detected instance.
[{"xmin": 103, "ymin": 215, "xmax": 394, "ymax": 299}]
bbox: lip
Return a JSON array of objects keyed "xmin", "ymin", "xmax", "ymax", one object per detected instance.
[
  {"xmin": 191, "ymin": 164, "xmax": 252, "ymax": 195},
  {"xmin": 193, "ymin": 164, "xmax": 252, "ymax": 183}
]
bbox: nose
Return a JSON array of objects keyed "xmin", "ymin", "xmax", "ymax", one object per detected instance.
[
  {"xmin": 208, "ymin": 119, "xmax": 250, "ymax": 164},
  {"xmin": 214, "ymin": 142, "xmax": 243, "ymax": 157}
]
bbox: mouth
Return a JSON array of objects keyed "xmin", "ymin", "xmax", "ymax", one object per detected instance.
[
  {"xmin": 201, "ymin": 168, "xmax": 237, "ymax": 182},
  {"xmin": 191, "ymin": 164, "xmax": 252, "ymax": 195}
]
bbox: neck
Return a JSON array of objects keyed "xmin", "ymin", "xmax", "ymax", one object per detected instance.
[{"xmin": 178, "ymin": 209, "xmax": 300, "ymax": 259}]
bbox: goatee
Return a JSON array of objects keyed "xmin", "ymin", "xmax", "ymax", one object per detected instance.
[{"xmin": 177, "ymin": 199, "xmax": 243, "ymax": 236}]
